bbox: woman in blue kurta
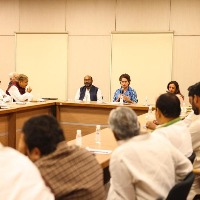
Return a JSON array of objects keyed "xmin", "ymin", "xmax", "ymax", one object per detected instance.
[{"xmin": 113, "ymin": 73, "xmax": 138, "ymax": 104}]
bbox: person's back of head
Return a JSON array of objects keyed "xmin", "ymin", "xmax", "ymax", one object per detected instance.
[
  {"xmin": 156, "ymin": 93, "xmax": 181, "ymax": 119},
  {"xmin": 108, "ymin": 107, "xmax": 140, "ymax": 141},
  {"xmin": 22, "ymin": 115, "xmax": 65, "ymax": 157}
]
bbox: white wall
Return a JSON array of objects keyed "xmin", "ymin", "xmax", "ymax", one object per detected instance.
[{"xmin": 0, "ymin": 0, "xmax": 200, "ymax": 104}]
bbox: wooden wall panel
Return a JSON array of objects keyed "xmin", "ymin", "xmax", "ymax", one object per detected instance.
[
  {"xmin": 116, "ymin": 0, "xmax": 170, "ymax": 31},
  {"xmin": 172, "ymin": 36, "xmax": 200, "ymax": 104},
  {"xmin": 19, "ymin": 0, "xmax": 66, "ymax": 32},
  {"xmin": 171, "ymin": 0, "xmax": 200, "ymax": 35},
  {"xmin": 66, "ymin": 0, "xmax": 115, "ymax": 35},
  {"xmin": 0, "ymin": 0, "xmax": 19, "ymax": 35}
]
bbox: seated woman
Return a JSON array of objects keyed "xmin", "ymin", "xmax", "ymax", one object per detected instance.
[
  {"xmin": 6, "ymin": 74, "xmax": 33, "ymax": 102},
  {"xmin": 167, "ymin": 81, "xmax": 184, "ymax": 104},
  {"xmin": 146, "ymin": 81, "xmax": 184, "ymax": 130},
  {"xmin": 113, "ymin": 73, "xmax": 138, "ymax": 104}
]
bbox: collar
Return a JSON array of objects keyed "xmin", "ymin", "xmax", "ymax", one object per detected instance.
[{"xmin": 157, "ymin": 117, "xmax": 181, "ymax": 129}]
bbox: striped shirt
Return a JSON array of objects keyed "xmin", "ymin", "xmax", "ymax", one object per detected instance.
[{"xmin": 36, "ymin": 141, "xmax": 106, "ymax": 200}]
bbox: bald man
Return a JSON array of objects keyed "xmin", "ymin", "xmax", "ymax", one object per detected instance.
[{"xmin": 75, "ymin": 75, "xmax": 102, "ymax": 102}]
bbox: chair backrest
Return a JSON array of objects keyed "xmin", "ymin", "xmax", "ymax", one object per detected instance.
[
  {"xmin": 166, "ymin": 172, "xmax": 195, "ymax": 200},
  {"xmin": 188, "ymin": 151, "xmax": 196, "ymax": 164}
]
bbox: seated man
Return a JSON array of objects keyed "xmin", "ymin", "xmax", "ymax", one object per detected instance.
[
  {"xmin": 151, "ymin": 93, "xmax": 193, "ymax": 157},
  {"xmin": 107, "ymin": 107, "xmax": 192, "ymax": 200},
  {"xmin": 0, "ymin": 143, "xmax": 54, "ymax": 199},
  {"xmin": 112, "ymin": 73, "xmax": 138, "ymax": 104},
  {"xmin": 20, "ymin": 115, "xmax": 105, "ymax": 200},
  {"xmin": 75, "ymin": 75, "xmax": 102, "ymax": 102},
  {"xmin": 186, "ymin": 82, "xmax": 200, "ymax": 199},
  {"xmin": 6, "ymin": 74, "xmax": 33, "ymax": 102}
]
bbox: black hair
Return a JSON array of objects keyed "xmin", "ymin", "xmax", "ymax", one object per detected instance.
[
  {"xmin": 156, "ymin": 93, "xmax": 181, "ymax": 118},
  {"xmin": 167, "ymin": 81, "xmax": 184, "ymax": 99},
  {"xmin": 22, "ymin": 115, "xmax": 65, "ymax": 156},
  {"xmin": 119, "ymin": 73, "xmax": 131, "ymax": 82},
  {"xmin": 188, "ymin": 82, "xmax": 200, "ymax": 97}
]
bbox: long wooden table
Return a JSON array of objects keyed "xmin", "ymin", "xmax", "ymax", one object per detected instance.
[
  {"xmin": 68, "ymin": 128, "xmax": 117, "ymax": 169},
  {"xmin": 0, "ymin": 101, "xmax": 56, "ymax": 148},
  {"xmin": 0, "ymin": 100, "xmax": 149, "ymax": 149},
  {"xmin": 56, "ymin": 101, "xmax": 148, "ymax": 141}
]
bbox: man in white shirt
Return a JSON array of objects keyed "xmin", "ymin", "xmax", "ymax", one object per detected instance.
[
  {"xmin": 75, "ymin": 75, "xmax": 102, "ymax": 102},
  {"xmin": 186, "ymin": 82, "xmax": 200, "ymax": 199},
  {"xmin": 6, "ymin": 74, "xmax": 33, "ymax": 102},
  {"xmin": 107, "ymin": 107, "xmax": 192, "ymax": 200},
  {"xmin": 0, "ymin": 143, "xmax": 54, "ymax": 200},
  {"xmin": 151, "ymin": 93, "xmax": 193, "ymax": 157}
]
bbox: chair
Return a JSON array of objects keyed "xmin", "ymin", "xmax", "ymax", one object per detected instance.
[
  {"xmin": 166, "ymin": 172, "xmax": 195, "ymax": 200},
  {"xmin": 188, "ymin": 152, "xmax": 196, "ymax": 164}
]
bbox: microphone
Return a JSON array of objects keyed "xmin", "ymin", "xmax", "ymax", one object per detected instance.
[{"xmin": 120, "ymin": 87, "xmax": 124, "ymax": 94}]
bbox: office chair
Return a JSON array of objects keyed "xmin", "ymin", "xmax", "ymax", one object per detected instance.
[
  {"xmin": 166, "ymin": 171, "xmax": 195, "ymax": 200},
  {"xmin": 188, "ymin": 151, "xmax": 196, "ymax": 164}
]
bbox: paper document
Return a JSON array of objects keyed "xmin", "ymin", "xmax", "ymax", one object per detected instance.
[{"xmin": 86, "ymin": 147, "xmax": 112, "ymax": 154}]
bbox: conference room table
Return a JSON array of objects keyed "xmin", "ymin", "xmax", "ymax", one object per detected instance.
[
  {"xmin": 56, "ymin": 100, "xmax": 149, "ymax": 141},
  {"xmin": 0, "ymin": 100, "xmax": 149, "ymax": 149}
]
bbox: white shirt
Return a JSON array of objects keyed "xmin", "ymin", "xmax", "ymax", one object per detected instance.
[
  {"xmin": 0, "ymin": 143, "xmax": 54, "ymax": 200},
  {"xmin": 75, "ymin": 87, "xmax": 102, "ymax": 102},
  {"xmin": 0, "ymin": 88, "xmax": 11, "ymax": 102},
  {"xmin": 152, "ymin": 120, "xmax": 193, "ymax": 157},
  {"xmin": 8, "ymin": 85, "xmax": 33, "ymax": 102},
  {"xmin": 107, "ymin": 134, "xmax": 192, "ymax": 200},
  {"xmin": 185, "ymin": 114, "xmax": 200, "ymax": 199}
]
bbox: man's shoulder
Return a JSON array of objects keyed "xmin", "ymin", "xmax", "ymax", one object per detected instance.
[
  {"xmin": 36, "ymin": 143, "xmax": 97, "ymax": 168},
  {"xmin": 1, "ymin": 146, "xmax": 38, "ymax": 172}
]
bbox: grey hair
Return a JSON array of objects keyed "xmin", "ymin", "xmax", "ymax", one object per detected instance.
[
  {"xmin": 8, "ymin": 72, "xmax": 17, "ymax": 78},
  {"xmin": 108, "ymin": 107, "xmax": 140, "ymax": 140}
]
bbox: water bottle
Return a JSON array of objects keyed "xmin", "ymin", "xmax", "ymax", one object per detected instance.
[
  {"xmin": 120, "ymin": 95, "xmax": 123, "ymax": 105},
  {"xmin": 146, "ymin": 106, "xmax": 154, "ymax": 121},
  {"xmin": 95, "ymin": 125, "xmax": 101, "ymax": 144},
  {"xmin": 144, "ymin": 96, "xmax": 148, "ymax": 106},
  {"xmin": 181, "ymin": 102, "xmax": 187, "ymax": 115},
  {"xmin": 76, "ymin": 130, "xmax": 82, "ymax": 146}
]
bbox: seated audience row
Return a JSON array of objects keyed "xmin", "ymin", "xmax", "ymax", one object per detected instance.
[{"xmin": 1, "ymin": 71, "xmax": 184, "ymax": 105}]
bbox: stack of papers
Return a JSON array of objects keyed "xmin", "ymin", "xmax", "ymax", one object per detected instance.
[{"xmin": 86, "ymin": 147, "xmax": 112, "ymax": 154}]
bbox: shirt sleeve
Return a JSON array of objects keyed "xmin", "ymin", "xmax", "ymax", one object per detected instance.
[
  {"xmin": 113, "ymin": 89, "xmax": 120, "ymax": 102},
  {"xmin": 8, "ymin": 85, "xmax": 33, "ymax": 102},
  {"xmin": 107, "ymin": 154, "xmax": 136, "ymax": 200},
  {"xmin": 75, "ymin": 89, "xmax": 80, "ymax": 100},
  {"xmin": 130, "ymin": 89, "xmax": 138, "ymax": 103},
  {"xmin": 172, "ymin": 147, "xmax": 193, "ymax": 183}
]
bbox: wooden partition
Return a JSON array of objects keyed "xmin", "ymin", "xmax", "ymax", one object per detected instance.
[
  {"xmin": 56, "ymin": 101, "xmax": 148, "ymax": 141},
  {"xmin": 0, "ymin": 100, "xmax": 148, "ymax": 148},
  {"xmin": 0, "ymin": 101, "xmax": 56, "ymax": 148}
]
